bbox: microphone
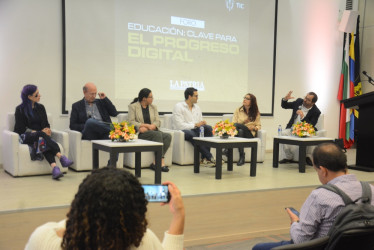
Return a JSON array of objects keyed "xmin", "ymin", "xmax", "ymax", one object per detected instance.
[{"xmin": 363, "ymin": 71, "xmax": 374, "ymax": 83}]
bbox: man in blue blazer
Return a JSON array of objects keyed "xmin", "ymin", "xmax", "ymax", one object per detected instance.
[
  {"xmin": 70, "ymin": 82, "xmax": 118, "ymax": 140},
  {"xmin": 279, "ymin": 91, "xmax": 321, "ymax": 165}
]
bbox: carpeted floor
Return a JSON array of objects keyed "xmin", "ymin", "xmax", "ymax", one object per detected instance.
[{"xmin": 186, "ymin": 233, "xmax": 290, "ymax": 249}]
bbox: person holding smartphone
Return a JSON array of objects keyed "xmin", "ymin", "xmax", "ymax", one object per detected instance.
[
  {"xmin": 25, "ymin": 167, "xmax": 185, "ymax": 249},
  {"xmin": 253, "ymin": 143, "xmax": 374, "ymax": 250}
]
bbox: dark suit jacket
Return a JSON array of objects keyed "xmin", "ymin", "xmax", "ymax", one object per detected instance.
[
  {"xmin": 14, "ymin": 103, "xmax": 50, "ymax": 135},
  {"xmin": 69, "ymin": 98, "xmax": 118, "ymax": 132},
  {"xmin": 281, "ymin": 98, "xmax": 321, "ymax": 130}
]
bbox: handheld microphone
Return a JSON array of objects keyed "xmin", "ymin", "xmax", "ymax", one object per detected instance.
[{"xmin": 363, "ymin": 71, "xmax": 374, "ymax": 83}]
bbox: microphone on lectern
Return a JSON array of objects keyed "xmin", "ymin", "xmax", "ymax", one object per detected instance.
[{"xmin": 362, "ymin": 71, "xmax": 374, "ymax": 84}]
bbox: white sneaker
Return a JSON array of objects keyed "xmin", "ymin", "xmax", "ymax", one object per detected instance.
[
  {"xmin": 222, "ymin": 154, "xmax": 228, "ymax": 162},
  {"xmin": 206, "ymin": 157, "xmax": 216, "ymax": 168},
  {"xmin": 200, "ymin": 158, "xmax": 208, "ymax": 167}
]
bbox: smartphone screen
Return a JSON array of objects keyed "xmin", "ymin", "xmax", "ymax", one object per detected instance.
[
  {"xmin": 287, "ymin": 207, "xmax": 300, "ymax": 217},
  {"xmin": 142, "ymin": 184, "xmax": 170, "ymax": 203}
]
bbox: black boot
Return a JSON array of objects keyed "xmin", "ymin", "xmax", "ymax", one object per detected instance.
[{"xmin": 237, "ymin": 148, "xmax": 245, "ymax": 166}]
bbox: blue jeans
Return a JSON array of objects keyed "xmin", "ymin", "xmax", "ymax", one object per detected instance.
[
  {"xmin": 183, "ymin": 125, "xmax": 213, "ymax": 160},
  {"xmin": 82, "ymin": 118, "xmax": 111, "ymax": 140},
  {"xmin": 252, "ymin": 240, "xmax": 292, "ymax": 250}
]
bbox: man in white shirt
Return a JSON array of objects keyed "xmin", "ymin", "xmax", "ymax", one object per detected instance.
[
  {"xmin": 172, "ymin": 87, "xmax": 215, "ymax": 166},
  {"xmin": 279, "ymin": 91, "xmax": 321, "ymax": 165}
]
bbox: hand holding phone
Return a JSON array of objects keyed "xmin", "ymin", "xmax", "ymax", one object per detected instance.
[
  {"xmin": 142, "ymin": 184, "xmax": 171, "ymax": 203},
  {"xmin": 286, "ymin": 207, "xmax": 300, "ymax": 217}
]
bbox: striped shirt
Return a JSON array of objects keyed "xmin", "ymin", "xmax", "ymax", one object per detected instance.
[{"xmin": 290, "ymin": 174, "xmax": 374, "ymax": 244}]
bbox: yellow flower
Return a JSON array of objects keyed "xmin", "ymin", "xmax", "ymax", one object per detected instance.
[
  {"xmin": 213, "ymin": 119, "xmax": 238, "ymax": 137},
  {"xmin": 292, "ymin": 121, "xmax": 315, "ymax": 137},
  {"xmin": 110, "ymin": 121, "xmax": 137, "ymax": 142}
]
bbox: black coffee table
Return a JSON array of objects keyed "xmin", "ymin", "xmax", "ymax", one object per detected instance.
[{"xmin": 193, "ymin": 137, "xmax": 259, "ymax": 179}]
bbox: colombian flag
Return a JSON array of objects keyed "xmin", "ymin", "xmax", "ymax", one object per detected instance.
[{"xmin": 337, "ymin": 33, "xmax": 355, "ymax": 149}]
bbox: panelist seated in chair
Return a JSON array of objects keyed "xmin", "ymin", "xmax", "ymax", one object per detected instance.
[
  {"xmin": 226, "ymin": 93, "xmax": 261, "ymax": 166},
  {"xmin": 252, "ymin": 143, "xmax": 374, "ymax": 250},
  {"xmin": 172, "ymin": 87, "xmax": 216, "ymax": 167},
  {"xmin": 279, "ymin": 91, "xmax": 321, "ymax": 165},
  {"xmin": 128, "ymin": 88, "xmax": 172, "ymax": 172},
  {"xmin": 14, "ymin": 84, "xmax": 73, "ymax": 180},
  {"xmin": 69, "ymin": 82, "xmax": 118, "ymax": 140}
]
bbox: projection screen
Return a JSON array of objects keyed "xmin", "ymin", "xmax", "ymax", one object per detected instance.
[{"xmin": 63, "ymin": 0, "xmax": 276, "ymax": 115}]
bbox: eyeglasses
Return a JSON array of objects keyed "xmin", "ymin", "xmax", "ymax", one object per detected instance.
[
  {"xmin": 243, "ymin": 97, "xmax": 251, "ymax": 101},
  {"xmin": 304, "ymin": 96, "xmax": 313, "ymax": 102}
]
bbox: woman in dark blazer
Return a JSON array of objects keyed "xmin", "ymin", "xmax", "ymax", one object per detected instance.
[{"xmin": 14, "ymin": 84, "xmax": 73, "ymax": 180}]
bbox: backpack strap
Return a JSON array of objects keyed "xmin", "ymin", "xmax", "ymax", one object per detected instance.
[
  {"xmin": 317, "ymin": 184, "xmax": 353, "ymax": 205},
  {"xmin": 360, "ymin": 181, "xmax": 372, "ymax": 203},
  {"xmin": 317, "ymin": 181, "xmax": 373, "ymax": 205}
]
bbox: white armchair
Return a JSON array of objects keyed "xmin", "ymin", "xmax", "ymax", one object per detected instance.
[
  {"xmin": 280, "ymin": 114, "xmax": 326, "ymax": 161},
  {"xmin": 66, "ymin": 112, "xmax": 122, "ymax": 171},
  {"xmin": 66, "ymin": 129, "xmax": 122, "ymax": 171},
  {"xmin": 315, "ymin": 114, "xmax": 326, "ymax": 137},
  {"xmin": 117, "ymin": 114, "xmax": 174, "ymax": 168},
  {"xmin": 221, "ymin": 114, "xmax": 266, "ymax": 163},
  {"xmin": 2, "ymin": 112, "xmax": 69, "ymax": 176},
  {"xmin": 162, "ymin": 114, "xmax": 196, "ymax": 165}
]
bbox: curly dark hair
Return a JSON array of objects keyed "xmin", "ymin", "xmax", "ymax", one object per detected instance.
[
  {"xmin": 62, "ymin": 168, "xmax": 148, "ymax": 250},
  {"xmin": 243, "ymin": 93, "xmax": 260, "ymax": 122}
]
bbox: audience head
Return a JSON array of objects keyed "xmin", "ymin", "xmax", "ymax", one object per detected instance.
[
  {"xmin": 243, "ymin": 93, "xmax": 259, "ymax": 121},
  {"xmin": 21, "ymin": 84, "xmax": 39, "ymax": 117},
  {"xmin": 62, "ymin": 167, "xmax": 148, "ymax": 249},
  {"xmin": 303, "ymin": 92, "xmax": 318, "ymax": 108},
  {"xmin": 184, "ymin": 87, "xmax": 198, "ymax": 102},
  {"xmin": 313, "ymin": 143, "xmax": 347, "ymax": 183},
  {"xmin": 131, "ymin": 88, "xmax": 152, "ymax": 104},
  {"xmin": 83, "ymin": 82, "xmax": 97, "ymax": 103}
]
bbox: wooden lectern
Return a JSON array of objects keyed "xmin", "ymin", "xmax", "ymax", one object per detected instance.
[{"xmin": 342, "ymin": 91, "xmax": 374, "ymax": 171}]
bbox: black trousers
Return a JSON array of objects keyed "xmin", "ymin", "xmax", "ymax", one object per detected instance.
[
  {"xmin": 22, "ymin": 131, "xmax": 61, "ymax": 164},
  {"xmin": 234, "ymin": 123, "xmax": 254, "ymax": 153}
]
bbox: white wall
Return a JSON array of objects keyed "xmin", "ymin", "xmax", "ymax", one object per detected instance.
[
  {"xmin": 360, "ymin": 0, "xmax": 374, "ymax": 93},
  {"xmin": 1, "ymin": 0, "xmax": 371, "ymax": 163}
]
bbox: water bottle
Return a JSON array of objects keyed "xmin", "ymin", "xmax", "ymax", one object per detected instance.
[
  {"xmin": 199, "ymin": 126, "xmax": 204, "ymax": 137},
  {"xmin": 278, "ymin": 125, "xmax": 282, "ymax": 136}
]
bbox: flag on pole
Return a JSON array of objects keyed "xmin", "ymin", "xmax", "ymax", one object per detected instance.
[
  {"xmin": 353, "ymin": 16, "xmax": 362, "ymax": 114},
  {"xmin": 337, "ymin": 33, "xmax": 355, "ymax": 149},
  {"xmin": 348, "ymin": 33, "xmax": 355, "ymax": 141}
]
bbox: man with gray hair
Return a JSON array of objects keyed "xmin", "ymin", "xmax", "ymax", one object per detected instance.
[{"xmin": 70, "ymin": 82, "xmax": 118, "ymax": 140}]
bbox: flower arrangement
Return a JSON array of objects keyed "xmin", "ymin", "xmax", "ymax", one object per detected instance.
[
  {"xmin": 109, "ymin": 121, "xmax": 137, "ymax": 142},
  {"xmin": 292, "ymin": 121, "xmax": 316, "ymax": 137},
  {"xmin": 213, "ymin": 119, "xmax": 238, "ymax": 138}
]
